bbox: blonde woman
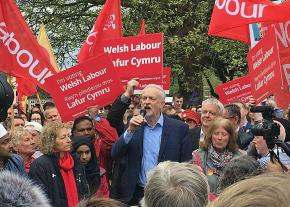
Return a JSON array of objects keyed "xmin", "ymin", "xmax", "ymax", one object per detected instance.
[{"xmin": 29, "ymin": 122, "xmax": 100, "ymax": 207}]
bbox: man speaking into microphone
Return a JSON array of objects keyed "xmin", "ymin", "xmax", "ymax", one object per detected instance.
[{"xmin": 111, "ymin": 84, "xmax": 191, "ymax": 205}]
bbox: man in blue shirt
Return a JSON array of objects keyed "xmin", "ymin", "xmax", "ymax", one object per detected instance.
[{"xmin": 111, "ymin": 84, "xmax": 191, "ymax": 205}]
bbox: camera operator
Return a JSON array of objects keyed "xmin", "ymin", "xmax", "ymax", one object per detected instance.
[{"xmin": 247, "ymin": 111, "xmax": 290, "ymax": 171}]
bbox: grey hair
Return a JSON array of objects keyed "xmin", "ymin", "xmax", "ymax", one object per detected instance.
[
  {"xmin": 211, "ymin": 173, "xmax": 290, "ymax": 207},
  {"xmin": 11, "ymin": 127, "xmax": 31, "ymax": 147},
  {"xmin": 224, "ymin": 104, "xmax": 241, "ymax": 124},
  {"xmin": 218, "ymin": 155, "xmax": 262, "ymax": 192},
  {"xmin": 141, "ymin": 161, "xmax": 209, "ymax": 207},
  {"xmin": 143, "ymin": 84, "xmax": 166, "ymax": 101},
  {"xmin": 202, "ymin": 98, "xmax": 224, "ymax": 115},
  {"xmin": 0, "ymin": 170, "xmax": 51, "ymax": 207}
]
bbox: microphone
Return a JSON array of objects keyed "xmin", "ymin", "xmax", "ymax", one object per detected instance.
[{"xmin": 140, "ymin": 109, "xmax": 147, "ymax": 117}]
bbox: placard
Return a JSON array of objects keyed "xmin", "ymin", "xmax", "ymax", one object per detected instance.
[
  {"xmin": 46, "ymin": 54, "xmax": 123, "ymax": 122},
  {"xmin": 247, "ymin": 27, "xmax": 283, "ymax": 104},
  {"xmin": 120, "ymin": 67, "xmax": 171, "ymax": 94},
  {"xmin": 99, "ymin": 33, "xmax": 163, "ymax": 79},
  {"xmin": 216, "ymin": 75, "xmax": 252, "ymax": 104}
]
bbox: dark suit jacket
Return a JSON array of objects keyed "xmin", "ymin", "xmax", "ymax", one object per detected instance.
[
  {"xmin": 111, "ymin": 115, "xmax": 190, "ymax": 202},
  {"xmin": 185, "ymin": 127, "xmax": 202, "ymax": 153},
  {"xmin": 237, "ymin": 128, "xmax": 252, "ymax": 150}
]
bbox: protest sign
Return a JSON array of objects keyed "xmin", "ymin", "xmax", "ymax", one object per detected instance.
[
  {"xmin": 46, "ymin": 54, "xmax": 123, "ymax": 122},
  {"xmin": 216, "ymin": 75, "xmax": 252, "ymax": 105},
  {"xmin": 275, "ymin": 90, "xmax": 290, "ymax": 110},
  {"xmin": 247, "ymin": 27, "xmax": 283, "ymax": 104},
  {"xmin": 274, "ymin": 21, "xmax": 290, "ymax": 92},
  {"xmin": 97, "ymin": 33, "xmax": 163, "ymax": 80},
  {"xmin": 120, "ymin": 67, "xmax": 171, "ymax": 94}
]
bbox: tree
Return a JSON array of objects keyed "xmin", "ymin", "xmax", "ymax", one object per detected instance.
[{"xmin": 17, "ymin": 0, "xmax": 249, "ymax": 104}]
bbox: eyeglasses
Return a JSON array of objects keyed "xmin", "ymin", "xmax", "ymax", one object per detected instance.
[{"xmin": 201, "ymin": 110, "xmax": 217, "ymax": 117}]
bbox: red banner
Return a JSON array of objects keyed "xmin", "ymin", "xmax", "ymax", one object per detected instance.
[
  {"xmin": 216, "ymin": 75, "xmax": 252, "ymax": 104},
  {"xmin": 163, "ymin": 67, "xmax": 171, "ymax": 93},
  {"xmin": 274, "ymin": 21, "xmax": 290, "ymax": 92},
  {"xmin": 209, "ymin": 0, "xmax": 290, "ymax": 43},
  {"xmin": 94, "ymin": 33, "xmax": 163, "ymax": 80},
  {"xmin": 77, "ymin": 0, "xmax": 122, "ymax": 63},
  {"xmin": 46, "ymin": 54, "xmax": 123, "ymax": 122},
  {"xmin": 275, "ymin": 90, "xmax": 290, "ymax": 110},
  {"xmin": 121, "ymin": 67, "xmax": 171, "ymax": 94},
  {"xmin": 247, "ymin": 27, "xmax": 283, "ymax": 104},
  {"xmin": 0, "ymin": 0, "xmax": 56, "ymax": 92}
]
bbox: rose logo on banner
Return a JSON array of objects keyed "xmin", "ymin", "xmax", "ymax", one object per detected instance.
[
  {"xmin": 86, "ymin": 25, "xmax": 98, "ymax": 47},
  {"xmin": 104, "ymin": 15, "xmax": 116, "ymax": 30}
]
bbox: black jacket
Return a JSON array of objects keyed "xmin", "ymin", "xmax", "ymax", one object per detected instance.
[
  {"xmin": 106, "ymin": 95, "xmax": 130, "ymax": 200},
  {"xmin": 185, "ymin": 127, "xmax": 202, "ymax": 152},
  {"xmin": 29, "ymin": 153, "xmax": 100, "ymax": 207},
  {"xmin": 111, "ymin": 115, "xmax": 191, "ymax": 202}
]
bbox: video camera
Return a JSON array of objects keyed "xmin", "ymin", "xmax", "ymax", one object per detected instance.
[
  {"xmin": 0, "ymin": 75, "xmax": 14, "ymax": 122},
  {"xmin": 250, "ymin": 106, "xmax": 290, "ymax": 159}
]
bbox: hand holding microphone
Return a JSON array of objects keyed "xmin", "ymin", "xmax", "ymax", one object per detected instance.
[{"xmin": 127, "ymin": 109, "xmax": 146, "ymax": 133}]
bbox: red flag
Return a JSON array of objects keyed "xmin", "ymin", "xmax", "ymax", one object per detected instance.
[
  {"xmin": 77, "ymin": 0, "xmax": 122, "ymax": 62},
  {"xmin": 138, "ymin": 19, "xmax": 146, "ymax": 35},
  {"xmin": 208, "ymin": 0, "xmax": 290, "ymax": 43},
  {"xmin": 16, "ymin": 77, "xmax": 37, "ymax": 111},
  {"xmin": 16, "ymin": 77, "xmax": 37, "ymax": 97},
  {"xmin": 0, "ymin": 0, "xmax": 57, "ymax": 92}
]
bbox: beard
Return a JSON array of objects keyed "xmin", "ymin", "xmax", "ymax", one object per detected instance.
[{"xmin": 0, "ymin": 152, "xmax": 11, "ymax": 161}]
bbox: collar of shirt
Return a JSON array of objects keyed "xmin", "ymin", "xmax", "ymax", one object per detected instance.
[
  {"xmin": 145, "ymin": 113, "xmax": 164, "ymax": 128},
  {"xmin": 200, "ymin": 127, "xmax": 204, "ymax": 141},
  {"xmin": 200, "ymin": 127, "xmax": 204, "ymax": 137}
]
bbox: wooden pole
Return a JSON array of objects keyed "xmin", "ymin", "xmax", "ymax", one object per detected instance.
[
  {"xmin": 36, "ymin": 93, "xmax": 45, "ymax": 114},
  {"xmin": 10, "ymin": 104, "xmax": 15, "ymax": 132}
]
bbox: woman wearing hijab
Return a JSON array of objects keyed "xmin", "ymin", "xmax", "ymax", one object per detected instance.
[
  {"xmin": 72, "ymin": 136, "xmax": 107, "ymax": 197},
  {"xmin": 29, "ymin": 122, "xmax": 100, "ymax": 207}
]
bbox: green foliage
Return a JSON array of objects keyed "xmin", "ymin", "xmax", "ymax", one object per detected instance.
[{"xmin": 16, "ymin": 0, "xmax": 249, "ymax": 103}]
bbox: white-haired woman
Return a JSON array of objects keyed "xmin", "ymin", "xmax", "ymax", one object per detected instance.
[
  {"xmin": 11, "ymin": 127, "xmax": 36, "ymax": 172},
  {"xmin": 29, "ymin": 122, "xmax": 100, "ymax": 207}
]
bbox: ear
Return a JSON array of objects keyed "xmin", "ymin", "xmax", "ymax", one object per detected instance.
[{"xmin": 12, "ymin": 144, "xmax": 18, "ymax": 152}]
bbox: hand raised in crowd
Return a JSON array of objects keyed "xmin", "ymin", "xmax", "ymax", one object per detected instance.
[
  {"xmin": 246, "ymin": 95, "xmax": 256, "ymax": 108},
  {"xmin": 127, "ymin": 114, "xmax": 145, "ymax": 134},
  {"xmin": 253, "ymin": 136, "xmax": 269, "ymax": 156},
  {"xmin": 124, "ymin": 78, "xmax": 139, "ymax": 97},
  {"xmin": 87, "ymin": 106, "xmax": 99, "ymax": 121}
]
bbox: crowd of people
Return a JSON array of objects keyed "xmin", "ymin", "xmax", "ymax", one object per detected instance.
[{"xmin": 0, "ymin": 78, "xmax": 290, "ymax": 207}]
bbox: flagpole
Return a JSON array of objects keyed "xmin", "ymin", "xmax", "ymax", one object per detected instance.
[
  {"xmin": 36, "ymin": 93, "xmax": 45, "ymax": 114},
  {"xmin": 10, "ymin": 104, "xmax": 15, "ymax": 132}
]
